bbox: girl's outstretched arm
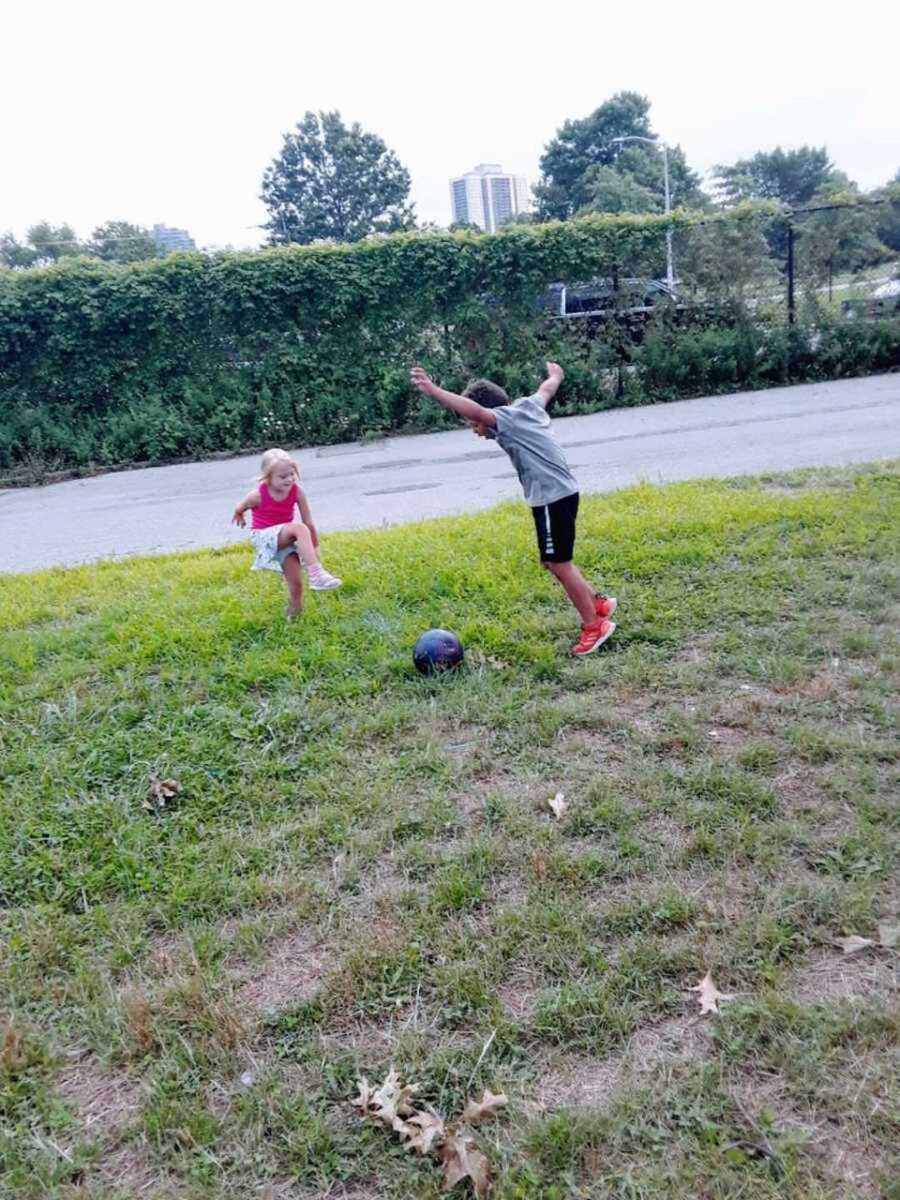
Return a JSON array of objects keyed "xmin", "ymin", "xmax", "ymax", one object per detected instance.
[{"xmin": 232, "ymin": 488, "xmax": 260, "ymax": 527}]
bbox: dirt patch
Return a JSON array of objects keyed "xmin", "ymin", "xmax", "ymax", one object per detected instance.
[
  {"xmin": 497, "ymin": 972, "xmax": 542, "ymax": 1021},
  {"xmin": 730, "ymin": 1072, "xmax": 884, "ymax": 1199},
  {"xmin": 534, "ymin": 1051, "xmax": 624, "ymax": 1111},
  {"xmin": 235, "ymin": 928, "xmax": 334, "ymax": 1014},
  {"xmin": 56, "ymin": 1055, "xmax": 159, "ymax": 1194},
  {"xmin": 534, "ymin": 1015, "xmax": 712, "ymax": 1112},
  {"xmin": 772, "ymin": 767, "xmax": 830, "ymax": 817},
  {"xmin": 636, "ymin": 812, "xmax": 690, "ymax": 860},
  {"xmin": 93, "ymin": 1142, "xmax": 161, "ymax": 1194},
  {"xmin": 705, "ymin": 725, "xmax": 748, "ymax": 748},
  {"xmin": 57, "ymin": 1055, "xmax": 143, "ymax": 1136},
  {"xmin": 791, "ymin": 948, "xmax": 899, "ymax": 1006}
]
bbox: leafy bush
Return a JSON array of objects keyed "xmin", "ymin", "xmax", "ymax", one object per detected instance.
[{"xmin": 0, "ymin": 206, "xmax": 897, "ymax": 478}]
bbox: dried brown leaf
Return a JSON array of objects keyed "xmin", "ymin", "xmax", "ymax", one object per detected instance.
[
  {"xmin": 354, "ymin": 1069, "xmax": 420, "ymax": 1130},
  {"xmin": 404, "ymin": 1110, "xmax": 446, "ymax": 1155},
  {"xmin": 836, "ymin": 935, "xmax": 874, "ymax": 955},
  {"xmin": 352, "ymin": 1076, "xmax": 373, "ymax": 1113},
  {"xmin": 531, "ymin": 851, "xmax": 546, "ymax": 881},
  {"xmin": 145, "ymin": 772, "xmax": 181, "ymax": 812},
  {"xmin": 689, "ymin": 970, "xmax": 733, "ymax": 1015},
  {"xmin": 439, "ymin": 1129, "xmax": 491, "ymax": 1196},
  {"xmin": 461, "ymin": 1088, "xmax": 508, "ymax": 1124},
  {"xmin": 548, "ymin": 792, "xmax": 567, "ymax": 820}
]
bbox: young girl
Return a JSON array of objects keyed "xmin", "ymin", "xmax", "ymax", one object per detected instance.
[{"xmin": 232, "ymin": 449, "xmax": 341, "ymax": 620}]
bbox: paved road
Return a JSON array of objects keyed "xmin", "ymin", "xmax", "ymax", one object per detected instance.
[{"xmin": 1, "ymin": 375, "xmax": 897, "ymax": 575}]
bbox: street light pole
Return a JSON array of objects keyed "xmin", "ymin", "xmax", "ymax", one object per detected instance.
[{"xmin": 611, "ymin": 135, "xmax": 674, "ymax": 292}]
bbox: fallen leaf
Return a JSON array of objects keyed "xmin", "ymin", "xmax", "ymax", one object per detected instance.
[
  {"xmin": 548, "ymin": 792, "xmax": 567, "ymax": 820},
  {"xmin": 352, "ymin": 1077, "xmax": 373, "ymax": 1114},
  {"xmin": 531, "ymin": 851, "xmax": 546, "ymax": 881},
  {"xmin": 404, "ymin": 1110, "xmax": 446, "ymax": 1155},
  {"xmin": 144, "ymin": 773, "xmax": 181, "ymax": 812},
  {"xmin": 836, "ymin": 935, "xmax": 874, "ymax": 955},
  {"xmin": 439, "ymin": 1130, "xmax": 491, "ymax": 1197},
  {"xmin": 353, "ymin": 1069, "xmax": 420, "ymax": 1132},
  {"xmin": 877, "ymin": 921, "xmax": 899, "ymax": 949},
  {"xmin": 461, "ymin": 1088, "xmax": 508, "ymax": 1124},
  {"xmin": 486, "ymin": 655, "xmax": 509, "ymax": 671},
  {"xmin": 689, "ymin": 971, "xmax": 733, "ymax": 1015}
]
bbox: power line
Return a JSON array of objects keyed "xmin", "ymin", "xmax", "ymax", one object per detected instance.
[{"xmin": 5, "ymin": 198, "xmax": 895, "ymax": 253}]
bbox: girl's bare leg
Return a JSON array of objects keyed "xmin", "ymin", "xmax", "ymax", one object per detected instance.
[
  {"xmin": 282, "ymin": 553, "xmax": 304, "ymax": 620},
  {"xmin": 276, "ymin": 521, "xmax": 321, "ymax": 568}
]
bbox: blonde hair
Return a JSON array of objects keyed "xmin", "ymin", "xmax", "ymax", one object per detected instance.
[{"xmin": 258, "ymin": 448, "xmax": 300, "ymax": 483}]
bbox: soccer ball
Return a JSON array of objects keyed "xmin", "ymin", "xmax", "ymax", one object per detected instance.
[{"xmin": 412, "ymin": 628, "xmax": 464, "ymax": 675}]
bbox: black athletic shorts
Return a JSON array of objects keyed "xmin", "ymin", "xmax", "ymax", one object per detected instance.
[{"xmin": 531, "ymin": 492, "xmax": 579, "ymax": 563}]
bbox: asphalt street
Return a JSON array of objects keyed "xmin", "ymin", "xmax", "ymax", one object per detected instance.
[{"xmin": 1, "ymin": 374, "xmax": 897, "ymax": 574}]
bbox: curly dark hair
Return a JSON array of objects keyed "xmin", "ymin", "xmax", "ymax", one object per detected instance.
[{"xmin": 462, "ymin": 379, "xmax": 510, "ymax": 408}]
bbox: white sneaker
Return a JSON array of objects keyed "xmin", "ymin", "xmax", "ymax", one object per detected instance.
[{"xmin": 309, "ymin": 569, "xmax": 342, "ymax": 591}]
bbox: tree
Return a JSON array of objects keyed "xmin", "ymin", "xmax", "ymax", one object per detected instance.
[
  {"xmin": 261, "ymin": 111, "xmax": 415, "ymax": 245},
  {"xmin": 713, "ymin": 146, "xmax": 835, "ymax": 208},
  {"xmin": 872, "ymin": 172, "xmax": 900, "ymax": 254},
  {"xmin": 26, "ymin": 221, "xmax": 84, "ymax": 262},
  {"xmin": 88, "ymin": 220, "xmax": 158, "ymax": 263},
  {"xmin": 0, "ymin": 232, "xmax": 39, "ymax": 269},
  {"xmin": 677, "ymin": 213, "xmax": 778, "ymax": 303},
  {"xmin": 798, "ymin": 181, "xmax": 888, "ymax": 296},
  {"xmin": 577, "ymin": 166, "xmax": 660, "ymax": 215},
  {"xmin": 535, "ymin": 92, "xmax": 703, "ymax": 220},
  {"xmin": 536, "ymin": 92, "xmax": 653, "ymax": 219}
]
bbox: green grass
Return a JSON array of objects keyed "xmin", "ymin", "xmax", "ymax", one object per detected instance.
[{"xmin": 1, "ymin": 463, "xmax": 898, "ymax": 1199}]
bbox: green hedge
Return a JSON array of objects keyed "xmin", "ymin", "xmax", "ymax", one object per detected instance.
[
  {"xmin": 633, "ymin": 318, "xmax": 900, "ymax": 400},
  {"xmin": 0, "ymin": 206, "xmax": 897, "ymax": 478}
]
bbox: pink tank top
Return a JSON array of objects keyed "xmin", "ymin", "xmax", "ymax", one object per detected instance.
[{"xmin": 252, "ymin": 482, "xmax": 298, "ymax": 529}]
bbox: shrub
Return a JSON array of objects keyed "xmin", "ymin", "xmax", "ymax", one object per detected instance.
[{"xmin": 1, "ymin": 207, "xmax": 897, "ymax": 478}]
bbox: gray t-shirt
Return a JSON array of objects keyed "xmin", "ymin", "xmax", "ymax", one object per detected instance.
[{"xmin": 492, "ymin": 395, "xmax": 578, "ymax": 508}]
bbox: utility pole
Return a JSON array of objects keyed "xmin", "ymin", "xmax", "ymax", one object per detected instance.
[
  {"xmin": 611, "ymin": 135, "xmax": 674, "ymax": 292},
  {"xmin": 786, "ymin": 220, "xmax": 795, "ymax": 326}
]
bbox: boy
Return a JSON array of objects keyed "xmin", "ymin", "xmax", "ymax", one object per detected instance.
[{"xmin": 409, "ymin": 362, "xmax": 616, "ymax": 656}]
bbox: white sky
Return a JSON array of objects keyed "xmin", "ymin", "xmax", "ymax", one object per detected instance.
[{"xmin": 3, "ymin": 0, "xmax": 898, "ymax": 249}]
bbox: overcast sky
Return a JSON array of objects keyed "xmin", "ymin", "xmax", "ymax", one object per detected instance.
[{"xmin": 3, "ymin": 0, "xmax": 898, "ymax": 249}]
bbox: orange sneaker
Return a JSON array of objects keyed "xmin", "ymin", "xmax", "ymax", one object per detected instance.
[
  {"xmin": 572, "ymin": 617, "xmax": 616, "ymax": 656},
  {"xmin": 594, "ymin": 594, "xmax": 617, "ymax": 619}
]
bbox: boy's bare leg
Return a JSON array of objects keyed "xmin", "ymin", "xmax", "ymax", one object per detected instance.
[
  {"xmin": 277, "ymin": 521, "xmax": 320, "ymax": 567},
  {"xmin": 283, "ymin": 553, "xmax": 304, "ymax": 620},
  {"xmin": 544, "ymin": 561, "xmax": 597, "ymax": 625}
]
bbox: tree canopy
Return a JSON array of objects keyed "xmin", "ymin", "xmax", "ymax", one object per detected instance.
[
  {"xmin": 713, "ymin": 146, "xmax": 836, "ymax": 208},
  {"xmin": 535, "ymin": 92, "xmax": 703, "ymax": 220},
  {"xmin": 261, "ymin": 111, "xmax": 415, "ymax": 245},
  {"xmin": 88, "ymin": 220, "xmax": 158, "ymax": 264}
]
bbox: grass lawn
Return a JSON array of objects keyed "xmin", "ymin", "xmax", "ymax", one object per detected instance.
[{"xmin": 1, "ymin": 463, "xmax": 898, "ymax": 1200}]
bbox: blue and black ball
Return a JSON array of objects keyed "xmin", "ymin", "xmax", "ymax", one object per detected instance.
[{"xmin": 413, "ymin": 628, "xmax": 464, "ymax": 675}]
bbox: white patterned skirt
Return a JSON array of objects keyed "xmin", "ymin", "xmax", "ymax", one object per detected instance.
[{"xmin": 250, "ymin": 524, "xmax": 299, "ymax": 574}]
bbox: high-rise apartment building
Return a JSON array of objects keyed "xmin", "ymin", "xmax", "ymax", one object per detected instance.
[
  {"xmin": 449, "ymin": 164, "xmax": 530, "ymax": 232},
  {"xmin": 151, "ymin": 223, "xmax": 196, "ymax": 253}
]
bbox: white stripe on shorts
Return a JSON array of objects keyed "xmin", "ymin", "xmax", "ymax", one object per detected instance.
[{"xmin": 543, "ymin": 505, "xmax": 555, "ymax": 555}]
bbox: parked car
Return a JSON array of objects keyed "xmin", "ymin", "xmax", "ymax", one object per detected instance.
[
  {"xmin": 840, "ymin": 290, "xmax": 900, "ymax": 320},
  {"xmin": 542, "ymin": 277, "xmax": 677, "ymax": 319},
  {"xmin": 873, "ymin": 278, "xmax": 900, "ymax": 299}
]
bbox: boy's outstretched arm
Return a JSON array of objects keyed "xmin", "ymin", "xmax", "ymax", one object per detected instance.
[
  {"xmin": 410, "ymin": 366, "xmax": 497, "ymax": 427},
  {"xmin": 536, "ymin": 361, "xmax": 565, "ymax": 407}
]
